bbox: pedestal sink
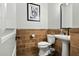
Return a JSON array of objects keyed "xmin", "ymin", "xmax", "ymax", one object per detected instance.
[{"xmin": 54, "ymin": 35, "xmax": 70, "ymax": 56}]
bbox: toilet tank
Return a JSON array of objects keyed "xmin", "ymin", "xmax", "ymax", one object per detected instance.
[{"xmin": 47, "ymin": 34, "xmax": 55, "ymax": 44}]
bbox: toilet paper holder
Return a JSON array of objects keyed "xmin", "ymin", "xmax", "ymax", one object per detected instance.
[{"xmin": 31, "ymin": 32, "xmax": 35, "ymax": 38}]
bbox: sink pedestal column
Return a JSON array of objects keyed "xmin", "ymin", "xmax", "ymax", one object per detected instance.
[{"xmin": 62, "ymin": 41, "xmax": 69, "ymax": 56}]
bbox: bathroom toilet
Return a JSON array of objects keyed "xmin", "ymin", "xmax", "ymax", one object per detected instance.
[{"xmin": 38, "ymin": 34, "xmax": 55, "ymax": 56}]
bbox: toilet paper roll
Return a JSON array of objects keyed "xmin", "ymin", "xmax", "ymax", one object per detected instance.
[{"xmin": 32, "ymin": 33, "xmax": 35, "ymax": 38}]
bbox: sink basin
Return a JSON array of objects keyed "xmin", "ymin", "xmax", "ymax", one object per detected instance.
[{"xmin": 54, "ymin": 35, "xmax": 70, "ymax": 41}]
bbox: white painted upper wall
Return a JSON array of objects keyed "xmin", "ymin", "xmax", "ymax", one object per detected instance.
[
  {"xmin": 0, "ymin": 3, "xmax": 4, "ymax": 29},
  {"xmin": 16, "ymin": 3, "xmax": 48, "ymax": 29},
  {"xmin": 1, "ymin": 3, "xmax": 60, "ymax": 29},
  {"xmin": 0, "ymin": 3, "xmax": 16, "ymax": 29},
  {"xmin": 1, "ymin": 3, "xmax": 79, "ymax": 29},
  {"xmin": 6, "ymin": 3, "xmax": 16, "ymax": 28},
  {"xmin": 48, "ymin": 3, "xmax": 60, "ymax": 29},
  {"xmin": 72, "ymin": 3, "xmax": 79, "ymax": 28}
]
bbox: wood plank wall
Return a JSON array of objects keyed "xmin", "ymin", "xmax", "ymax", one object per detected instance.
[
  {"xmin": 16, "ymin": 29, "xmax": 63, "ymax": 56},
  {"xmin": 16, "ymin": 29, "xmax": 47, "ymax": 56},
  {"xmin": 16, "ymin": 28, "xmax": 79, "ymax": 56},
  {"xmin": 69, "ymin": 28, "xmax": 79, "ymax": 56}
]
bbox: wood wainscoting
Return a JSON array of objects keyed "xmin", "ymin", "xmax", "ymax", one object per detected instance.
[
  {"xmin": 16, "ymin": 29, "xmax": 71, "ymax": 56},
  {"xmin": 16, "ymin": 29, "xmax": 47, "ymax": 56},
  {"xmin": 69, "ymin": 28, "xmax": 79, "ymax": 56}
]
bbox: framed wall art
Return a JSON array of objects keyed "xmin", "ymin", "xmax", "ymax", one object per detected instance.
[{"xmin": 27, "ymin": 3, "xmax": 40, "ymax": 22}]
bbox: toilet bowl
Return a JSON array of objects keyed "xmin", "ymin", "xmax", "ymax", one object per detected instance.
[{"xmin": 38, "ymin": 34, "xmax": 55, "ymax": 56}]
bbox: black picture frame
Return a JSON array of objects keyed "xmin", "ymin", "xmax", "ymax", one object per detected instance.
[{"xmin": 27, "ymin": 3, "xmax": 40, "ymax": 22}]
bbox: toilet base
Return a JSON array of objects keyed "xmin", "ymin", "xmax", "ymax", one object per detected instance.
[
  {"xmin": 39, "ymin": 49, "xmax": 51, "ymax": 56},
  {"xmin": 39, "ymin": 48, "xmax": 55, "ymax": 56}
]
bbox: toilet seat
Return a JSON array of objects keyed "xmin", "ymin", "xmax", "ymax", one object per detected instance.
[{"xmin": 38, "ymin": 42, "xmax": 51, "ymax": 48}]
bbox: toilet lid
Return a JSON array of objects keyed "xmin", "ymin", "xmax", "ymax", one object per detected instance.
[{"xmin": 38, "ymin": 42, "xmax": 51, "ymax": 46}]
